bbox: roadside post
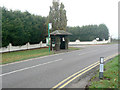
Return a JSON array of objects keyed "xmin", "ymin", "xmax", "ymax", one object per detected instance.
[
  {"xmin": 99, "ymin": 57, "xmax": 104, "ymax": 79},
  {"xmin": 48, "ymin": 23, "xmax": 52, "ymax": 54}
]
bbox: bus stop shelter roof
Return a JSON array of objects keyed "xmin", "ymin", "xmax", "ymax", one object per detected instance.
[{"xmin": 50, "ymin": 30, "xmax": 72, "ymax": 36}]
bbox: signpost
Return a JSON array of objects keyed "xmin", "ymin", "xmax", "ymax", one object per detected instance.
[
  {"xmin": 99, "ymin": 57, "xmax": 104, "ymax": 79},
  {"xmin": 48, "ymin": 23, "xmax": 52, "ymax": 54}
]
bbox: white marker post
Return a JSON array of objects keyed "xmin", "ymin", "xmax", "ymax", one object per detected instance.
[{"xmin": 99, "ymin": 57, "xmax": 104, "ymax": 79}]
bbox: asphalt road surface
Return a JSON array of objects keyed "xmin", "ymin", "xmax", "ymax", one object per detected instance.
[{"xmin": 1, "ymin": 44, "xmax": 118, "ymax": 88}]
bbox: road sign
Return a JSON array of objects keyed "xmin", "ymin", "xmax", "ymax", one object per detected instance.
[
  {"xmin": 46, "ymin": 37, "xmax": 50, "ymax": 46},
  {"xmin": 49, "ymin": 23, "xmax": 52, "ymax": 29}
]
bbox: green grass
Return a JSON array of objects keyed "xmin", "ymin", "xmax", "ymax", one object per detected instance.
[
  {"xmin": 89, "ymin": 55, "xmax": 119, "ymax": 89},
  {"xmin": 68, "ymin": 47, "xmax": 80, "ymax": 50},
  {"xmin": 2, "ymin": 48, "xmax": 54, "ymax": 64},
  {"xmin": 2, "ymin": 47, "xmax": 80, "ymax": 65}
]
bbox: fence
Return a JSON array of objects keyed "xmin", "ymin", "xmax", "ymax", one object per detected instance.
[
  {"xmin": 69, "ymin": 39, "xmax": 111, "ymax": 45},
  {"xmin": 0, "ymin": 41, "xmax": 47, "ymax": 53},
  {"xmin": 0, "ymin": 38, "xmax": 111, "ymax": 53}
]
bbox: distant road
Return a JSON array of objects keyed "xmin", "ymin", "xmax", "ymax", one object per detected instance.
[{"xmin": 2, "ymin": 44, "xmax": 118, "ymax": 88}]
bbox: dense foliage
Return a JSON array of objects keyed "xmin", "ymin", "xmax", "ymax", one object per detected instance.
[
  {"xmin": 67, "ymin": 24, "xmax": 109, "ymax": 41},
  {"xmin": 48, "ymin": 0, "xmax": 67, "ymax": 31},
  {"xmin": 1, "ymin": 6, "xmax": 109, "ymax": 47},
  {"xmin": 2, "ymin": 7, "xmax": 47, "ymax": 47},
  {"xmin": 0, "ymin": 7, "xmax": 2, "ymax": 47}
]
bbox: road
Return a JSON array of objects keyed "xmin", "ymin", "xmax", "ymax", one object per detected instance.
[{"xmin": 1, "ymin": 44, "xmax": 118, "ymax": 88}]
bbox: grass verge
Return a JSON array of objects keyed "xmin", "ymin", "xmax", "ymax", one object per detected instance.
[
  {"xmin": 1, "ymin": 47, "xmax": 80, "ymax": 65},
  {"xmin": 88, "ymin": 55, "xmax": 119, "ymax": 89}
]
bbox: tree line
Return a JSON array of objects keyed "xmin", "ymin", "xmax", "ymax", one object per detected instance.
[
  {"xmin": 2, "ymin": 7, "xmax": 47, "ymax": 47},
  {"xmin": 67, "ymin": 24, "xmax": 109, "ymax": 41},
  {"xmin": 1, "ymin": 6, "xmax": 109, "ymax": 47}
]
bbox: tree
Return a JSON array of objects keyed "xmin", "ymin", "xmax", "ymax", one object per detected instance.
[
  {"xmin": 48, "ymin": 0, "xmax": 67, "ymax": 31},
  {"xmin": 0, "ymin": 7, "xmax": 2, "ymax": 47},
  {"xmin": 2, "ymin": 7, "xmax": 47, "ymax": 47},
  {"xmin": 67, "ymin": 24, "xmax": 109, "ymax": 41},
  {"xmin": 98, "ymin": 24, "xmax": 109, "ymax": 40},
  {"xmin": 59, "ymin": 3, "xmax": 67, "ymax": 30}
]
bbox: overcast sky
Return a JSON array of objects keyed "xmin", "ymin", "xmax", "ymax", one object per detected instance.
[{"xmin": 0, "ymin": 0, "xmax": 119, "ymax": 38}]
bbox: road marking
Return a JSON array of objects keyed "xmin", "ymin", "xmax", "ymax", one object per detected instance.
[
  {"xmin": 1, "ymin": 48, "xmax": 82, "ymax": 67},
  {"xmin": 0, "ymin": 59, "xmax": 63, "ymax": 77},
  {"xmin": 59, "ymin": 63, "xmax": 99, "ymax": 88},
  {"xmin": 52, "ymin": 53, "xmax": 118, "ymax": 89},
  {"xmin": 0, "ymin": 52, "xmax": 64, "ymax": 67},
  {"xmin": 52, "ymin": 61, "xmax": 99, "ymax": 89},
  {"xmin": 78, "ymin": 50, "xmax": 97, "ymax": 55},
  {"xmin": 79, "ymin": 52, "xmax": 87, "ymax": 55}
]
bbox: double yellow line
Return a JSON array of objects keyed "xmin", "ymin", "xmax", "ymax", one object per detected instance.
[{"xmin": 51, "ymin": 53, "xmax": 118, "ymax": 89}]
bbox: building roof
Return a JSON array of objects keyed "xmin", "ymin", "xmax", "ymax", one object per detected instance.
[{"xmin": 50, "ymin": 30, "xmax": 72, "ymax": 36}]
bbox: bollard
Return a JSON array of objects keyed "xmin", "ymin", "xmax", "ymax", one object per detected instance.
[{"xmin": 99, "ymin": 57, "xmax": 104, "ymax": 79}]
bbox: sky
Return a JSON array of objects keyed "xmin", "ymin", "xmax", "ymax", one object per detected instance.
[{"xmin": 0, "ymin": 0, "xmax": 119, "ymax": 39}]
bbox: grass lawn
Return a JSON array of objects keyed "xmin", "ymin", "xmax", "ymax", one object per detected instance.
[
  {"xmin": 68, "ymin": 47, "xmax": 80, "ymax": 50},
  {"xmin": 89, "ymin": 55, "xmax": 119, "ymax": 89},
  {"xmin": 1, "ymin": 47, "xmax": 80, "ymax": 65}
]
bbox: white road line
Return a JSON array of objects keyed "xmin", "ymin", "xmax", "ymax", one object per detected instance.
[
  {"xmin": 79, "ymin": 50, "xmax": 97, "ymax": 55},
  {"xmin": 0, "ymin": 53, "xmax": 65, "ymax": 67},
  {"xmin": 0, "ymin": 59, "xmax": 63, "ymax": 77},
  {"xmin": 1, "ymin": 49, "xmax": 81, "ymax": 67},
  {"xmin": 79, "ymin": 53, "xmax": 86, "ymax": 56}
]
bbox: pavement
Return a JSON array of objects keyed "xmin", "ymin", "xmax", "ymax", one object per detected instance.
[{"xmin": 1, "ymin": 44, "xmax": 118, "ymax": 88}]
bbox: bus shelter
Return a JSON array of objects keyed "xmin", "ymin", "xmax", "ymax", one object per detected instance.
[{"xmin": 50, "ymin": 30, "xmax": 72, "ymax": 51}]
